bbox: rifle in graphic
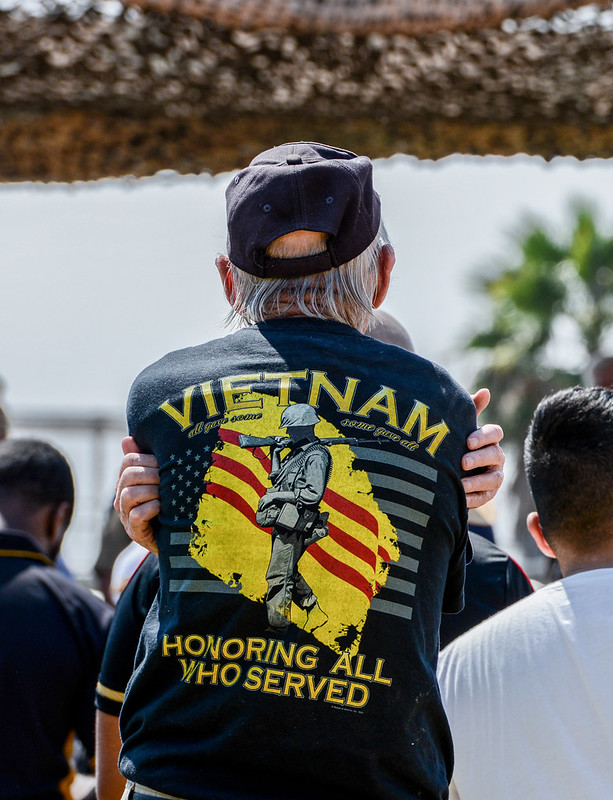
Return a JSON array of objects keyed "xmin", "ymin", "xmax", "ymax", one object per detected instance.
[{"xmin": 238, "ymin": 434, "xmax": 383, "ymax": 449}]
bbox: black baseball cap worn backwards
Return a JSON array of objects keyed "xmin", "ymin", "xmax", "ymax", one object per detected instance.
[{"xmin": 225, "ymin": 141, "xmax": 382, "ymax": 278}]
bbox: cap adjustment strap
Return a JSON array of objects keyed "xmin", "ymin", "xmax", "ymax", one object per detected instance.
[{"xmin": 260, "ymin": 250, "xmax": 334, "ymax": 279}]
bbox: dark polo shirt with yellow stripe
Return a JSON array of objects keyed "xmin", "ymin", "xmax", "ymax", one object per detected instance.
[{"xmin": 0, "ymin": 529, "xmax": 113, "ymax": 799}]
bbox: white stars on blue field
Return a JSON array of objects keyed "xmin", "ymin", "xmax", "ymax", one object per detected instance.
[{"xmin": 166, "ymin": 447, "xmax": 209, "ymax": 523}]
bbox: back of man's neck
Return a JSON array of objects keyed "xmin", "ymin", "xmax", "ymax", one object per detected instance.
[
  {"xmin": 0, "ymin": 506, "xmax": 49, "ymax": 555},
  {"xmin": 559, "ymin": 548, "xmax": 613, "ymax": 578}
]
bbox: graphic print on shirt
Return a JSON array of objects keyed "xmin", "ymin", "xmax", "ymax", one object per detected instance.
[{"xmin": 185, "ymin": 395, "xmax": 399, "ymax": 654}]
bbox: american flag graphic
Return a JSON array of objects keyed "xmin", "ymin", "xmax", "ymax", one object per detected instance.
[{"xmin": 164, "ymin": 424, "xmax": 438, "ymax": 638}]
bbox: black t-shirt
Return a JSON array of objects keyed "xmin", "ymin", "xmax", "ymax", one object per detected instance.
[
  {"xmin": 120, "ymin": 318, "xmax": 476, "ymax": 800},
  {"xmin": 0, "ymin": 529, "xmax": 113, "ymax": 799}
]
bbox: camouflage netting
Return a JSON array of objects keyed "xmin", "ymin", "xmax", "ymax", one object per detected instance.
[
  {"xmin": 120, "ymin": 0, "xmax": 609, "ymax": 35},
  {"xmin": 2, "ymin": 1, "xmax": 613, "ymax": 181}
]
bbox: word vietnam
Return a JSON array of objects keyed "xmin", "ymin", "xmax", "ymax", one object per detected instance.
[{"xmin": 159, "ymin": 369, "xmax": 450, "ymax": 456}]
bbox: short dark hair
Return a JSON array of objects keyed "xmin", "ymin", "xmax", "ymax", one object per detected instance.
[
  {"xmin": 0, "ymin": 438, "xmax": 74, "ymax": 521},
  {"xmin": 524, "ymin": 386, "xmax": 613, "ymax": 550}
]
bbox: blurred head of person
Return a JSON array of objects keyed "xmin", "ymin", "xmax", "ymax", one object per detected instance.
[
  {"xmin": 0, "ymin": 438, "xmax": 74, "ymax": 560},
  {"xmin": 0, "ymin": 406, "xmax": 7, "ymax": 441}
]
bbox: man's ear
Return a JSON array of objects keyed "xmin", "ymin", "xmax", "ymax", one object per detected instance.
[
  {"xmin": 527, "ymin": 511, "xmax": 556, "ymax": 559},
  {"xmin": 216, "ymin": 255, "xmax": 234, "ymax": 304},
  {"xmin": 372, "ymin": 245, "xmax": 395, "ymax": 309},
  {"xmin": 43, "ymin": 501, "xmax": 71, "ymax": 560}
]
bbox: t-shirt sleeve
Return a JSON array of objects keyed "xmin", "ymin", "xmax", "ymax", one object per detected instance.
[
  {"xmin": 441, "ymin": 512, "xmax": 471, "ymax": 614},
  {"xmin": 96, "ymin": 555, "xmax": 160, "ymax": 716},
  {"xmin": 441, "ymin": 385, "xmax": 476, "ymax": 614}
]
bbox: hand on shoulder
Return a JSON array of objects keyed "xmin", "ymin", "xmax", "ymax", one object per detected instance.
[
  {"xmin": 462, "ymin": 389, "xmax": 505, "ymax": 509},
  {"xmin": 114, "ymin": 437, "xmax": 161, "ymax": 555}
]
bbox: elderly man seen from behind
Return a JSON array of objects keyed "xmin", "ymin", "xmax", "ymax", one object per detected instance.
[{"xmin": 104, "ymin": 141, "xmax": 504, "ymax": 800}]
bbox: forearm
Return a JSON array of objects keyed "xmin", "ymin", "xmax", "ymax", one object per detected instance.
[
  {"xmin": 95, "ymin": 710, "xmax": 125, "ymax": 800},
  {"xmin": 294, "ymin": 455, "xmax": 328, "ymax": 505}
]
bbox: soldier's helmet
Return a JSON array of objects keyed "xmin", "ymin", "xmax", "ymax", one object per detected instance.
[{"xmin": 280, "ymin": 404, "xmax": 320, "ymax": 429}]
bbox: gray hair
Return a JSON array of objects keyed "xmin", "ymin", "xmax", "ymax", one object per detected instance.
[{"xmin": 223, "ymin": 222, "xmax": 390, "ymax": 332}]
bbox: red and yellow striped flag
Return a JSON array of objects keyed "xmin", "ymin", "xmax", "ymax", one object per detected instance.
[{"xmin": 190, "ymin": 396, "xmax": 399, "ymax": 654}]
